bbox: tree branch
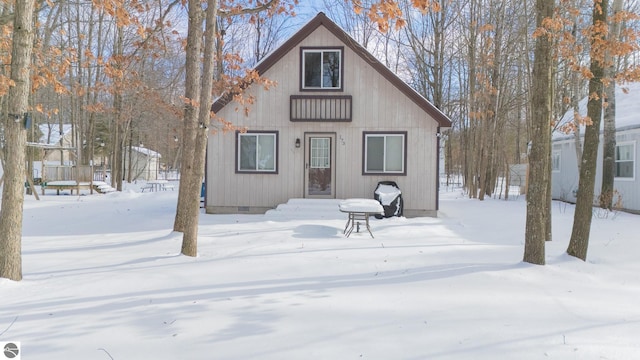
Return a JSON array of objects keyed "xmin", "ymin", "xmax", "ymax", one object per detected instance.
[{"xmin": 217, "ymin": 0, "xmax": 280, "ymax": 18}]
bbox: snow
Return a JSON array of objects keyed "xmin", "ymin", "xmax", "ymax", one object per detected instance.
[
  {"xmin": 374, "ymin": 184, "xmax": 402, "ymax": 206},
  {"xmin": 2, "ymin": 184, "xmax": 640, "ymax": 359},
  {"xmin": 554, "ymin": 82, "xmax": 640, "ymax": 139},
  {"xmin": 339, "ymin": 198, "xmax": 384, "ymax": 213},
  {"xmin": 44, "ymin": 181, "xmax": 91, "ymax": 186}
]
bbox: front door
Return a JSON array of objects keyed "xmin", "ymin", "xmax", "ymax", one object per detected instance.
[{"xmin": 304, "ymin": 133, "xmax": 336, "ymax": 198}]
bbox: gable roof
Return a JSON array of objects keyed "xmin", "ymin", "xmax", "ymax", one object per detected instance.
[
  {"xmin": 131, "ymin": 146, "xmax": 162, "ymax": 158},
  {"xmin": 212, "ymin": 12, "xmax": 452, "ymax": 128},
  {"xmin": 553, "ymin": 82, "xmax": 640, "ymax": 141},
  {"xmin": 39, "ymin": 124, "xmax": 73, "ymax": 145}
]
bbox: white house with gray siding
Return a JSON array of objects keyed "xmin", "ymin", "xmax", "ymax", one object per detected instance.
[
  {"xmin": 552, "ymin": 83, "xmax": 640, "ymax": 213},
  {"xmin": 205, "ymin": 12, "xmax": 452, "ymax": 217}
]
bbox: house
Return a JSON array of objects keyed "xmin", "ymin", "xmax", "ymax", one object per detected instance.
[
  {"xmin": 552, "ymin": 82, "xmax": 640, "ymax": 213},
  {"xmin": 205, "ymin": 12, "xmax": 452, "ymax": 217},
  {"xmin": 38, "ymin": 124, "xmax": 75, "ymax": 165},
  {"xmin": 124, "ymin": 146, "xmax": 162, "ymax": 181}
]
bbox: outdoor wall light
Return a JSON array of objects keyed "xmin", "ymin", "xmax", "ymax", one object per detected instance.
[{"xmin": 295, "ymin": 138, "xmax": 301, "ymax": 148}]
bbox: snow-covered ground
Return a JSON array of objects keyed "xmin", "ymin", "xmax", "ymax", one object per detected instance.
[{"xmin": 1, "ymin": 184, "xmax": 639, "ymax": 359}]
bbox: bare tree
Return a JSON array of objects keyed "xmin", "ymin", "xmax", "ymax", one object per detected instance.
[
  {"xmin": 322, "ymin": 0, "xmax": 378, "ymax": 48},
  {"xmin": 567, "ymin": 0, "xmax": 609, "ymax": 261},
  {"xmin": 524, "ymin": 0, "xmax": 554, "ymax": 265},
  {"xmin": 173, "ymin": 0, "xmax": 204, "ymax": 243},
  {"xmin": 600, "ymin": 0, "xmax": 624, "ymax": 210},
  {"xmin": 175, "ymin": 0, "xmax": 292, "ymax": 256},
  {"xmin": 0, "ymin": 0, "xmax": 36, "ymax": 281}
]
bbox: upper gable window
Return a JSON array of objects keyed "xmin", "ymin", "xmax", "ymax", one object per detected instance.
[{"xmin": 301, "ymin": 48, "xmax": 343, "ymax": 91}]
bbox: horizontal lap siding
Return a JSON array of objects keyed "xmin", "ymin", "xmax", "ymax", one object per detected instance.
[
  {"xmin": 552, "ymin": 141, "xmax": 580, "ymax": 201},
  {"xmin": 207, "ymin": 26, "xmax": 440, "ymax": 214}
]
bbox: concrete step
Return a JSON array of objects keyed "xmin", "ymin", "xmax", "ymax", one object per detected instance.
[
  {"xmin": 265, "ymin": 198, "xmax": 344, "ymax": 219},
  {"xmin": 93, "ymin": 181, "xmax": 117, "ymax": 194}
]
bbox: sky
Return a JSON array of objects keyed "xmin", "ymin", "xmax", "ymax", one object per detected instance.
[{"xmin": 1, "ymin": 182, "xmax": 639, "ymax": 359}]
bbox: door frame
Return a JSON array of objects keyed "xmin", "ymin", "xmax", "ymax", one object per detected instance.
[{"xmin": 304, "ymin": 132, "xmax": 337, "ymax": 199}]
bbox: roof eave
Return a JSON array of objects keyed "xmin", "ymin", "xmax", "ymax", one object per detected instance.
[{"xmin": 213, "ymin": 12, "xmax": 453, "ymax": 128}]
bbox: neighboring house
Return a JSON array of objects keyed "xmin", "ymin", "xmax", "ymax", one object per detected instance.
[
  {"xmin": 205, "ymin": 12, "xmax": 452, "ymax": 217},
  {"xmin": 552, "ymin": 82, "xmax": 640, "ymax": 213},
  {"xmin": 39, "ymin": 124, "xmax": 74, "ymax": 165},
  {"xmin": 124, "ymin": 146, "xmax": 161, "ymax": 181}
]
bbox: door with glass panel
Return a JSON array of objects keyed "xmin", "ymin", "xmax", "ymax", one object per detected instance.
[{"xmin": 304, "ymin": 134, "xmax": 336, "ymax": 198}]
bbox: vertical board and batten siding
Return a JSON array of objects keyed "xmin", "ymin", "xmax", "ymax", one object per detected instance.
[
  {"xmin": 551, "ymin": 127, "xmax": 640, "ymax": 213},
  {"xmin": 207, "ymin": 25, "xmax": 440, "ymax": 216}
]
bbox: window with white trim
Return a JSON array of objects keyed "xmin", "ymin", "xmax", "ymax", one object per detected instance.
[
  {"xmin": 363, "ymin": 132, "xmax": 406, "ymax": 174},
  {"xmin": 551, "ymin": 151, "xmax": 561, "ymax": 172},
  {"xmin": 615, "ymin": 142, "xmax": 635, "ymax": 179},
  {"xmin": 237, "ymin": 132, "xmax": 278, "ymax": 173},
  {"xmin": 302, "ymin": 48, "xmax": 342, "ymax": 90}
]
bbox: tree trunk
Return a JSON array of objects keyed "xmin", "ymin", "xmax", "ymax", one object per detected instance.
[
  {"xmin": 546, "ymin": 133, "xmax": 553, "ymax": 242},
  {"xmin": 465, "ymin": 0, "xmax": 479, "ymax": 199},
  {"xmin": 571, "ymin": 71, "xmax": 584, "ymax": 170},
  {"xmin": 174, "ymin": 0, "xmax": 204, "ymax": 235},
  {"xmin": 567, "ymin": 0, "xmax": 609, "ymax": 261},
  {"xmin": 179, "ymin": 0, "xmax": 219, "ymax": 256},
  {"xmin": 600, "ymin": 0, "xmax": 622, "ymax": 210},
  {"xmin": 523, "ymin": 0, "xmax": 554, "ymax": 265},
  {"xmin": 111, "ymin": 26, "xmax": 126, "ymax": 191},
  {"xmin": 0, "ymin": 0, "xmax": 36, "ymax": 281},
  {"xmin": 600, "ymin": 81, "xmax": 616, "ymax": 209}
]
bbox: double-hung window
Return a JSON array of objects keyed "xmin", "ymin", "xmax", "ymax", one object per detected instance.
[
  {"xmin": 301, "ymin": 48, "xmax": 343, "ymax": 90},
  {"xmin": 237, "ymin": 131, "xmax": 278, "ymax": 173},
  {"xmin": 363, "ymin": 132, "xmax": 406, "ymax": 175},
  {"xmin": 615, "ymin": 142, "xmax": 635, "ymax": 179},
  {"xmin": 551, "ymin": 151, "xmax": 561, "ymax": 172}
]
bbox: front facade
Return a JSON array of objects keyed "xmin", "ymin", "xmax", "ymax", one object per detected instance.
[
  {"xmin": 206, "ymin": 13, "xmax": 452, "ymax": 217},
  {"xmin": 552, "ymin": 83, "xmax": 640, "ymax": 213}
]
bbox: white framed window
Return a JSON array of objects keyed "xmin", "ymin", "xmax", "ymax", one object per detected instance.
[
  {"xmin": 237, "ymin": 131, "xmax": 278, "ymax": 173},
  {"xmin": 301, "ymin": 48, "xmax": 342, "ymax": 90},
  {"xmin": 552, "ymin": 151, "xmax": 561, "ymax": 172},
  {"xmin": 615, "ymin": 141, "xmax": 635, "ymax": 179},
  {"xmin": 363, "ymin": 132, "xmax": 406, "ymax": 174}
]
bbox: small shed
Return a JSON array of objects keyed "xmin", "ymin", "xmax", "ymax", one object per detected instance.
[{"xmin": 124, "ymin": 146, "xmax": 162, "ymax": 181}]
